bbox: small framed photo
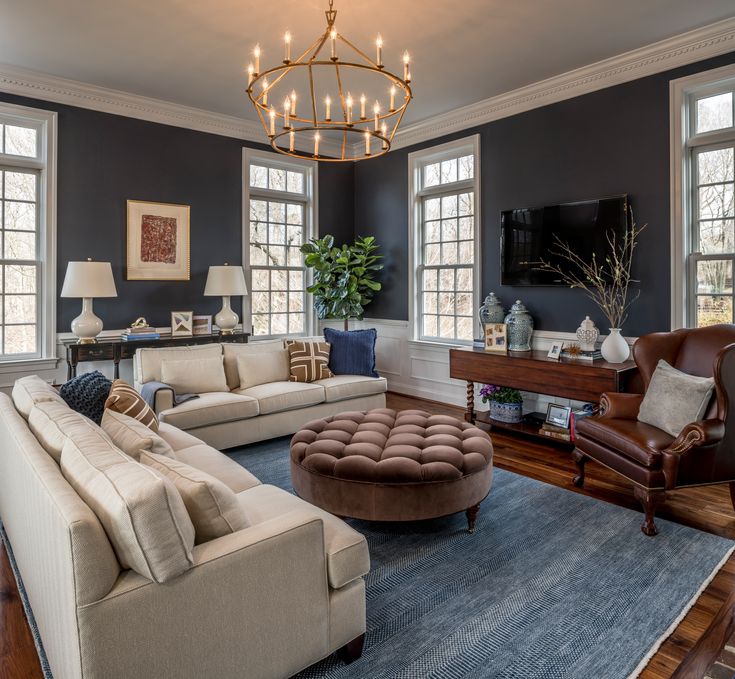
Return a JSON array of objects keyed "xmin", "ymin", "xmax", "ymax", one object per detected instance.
[
  {"xmin": 546, "ymin": 403, "xmax": 572, "ymax": 429},
  {"xmin": 547, "ymin": 341, "xmax": 564, "ymax": 360},
  {"xmin": 192, "ymin": 315, "xmax": 213, "ymax": 336},
  {"xmin": 484, "ymin": 323, "xmax": 508, "ymax": 353},
  {"xmin": 171, "ymin": 310, "xmax": 194, "ymax": 337}
]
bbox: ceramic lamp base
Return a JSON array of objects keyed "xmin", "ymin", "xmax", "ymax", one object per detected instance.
[
  {"xmin": 215, "ymin": 295, "xmax": 239, "ymax": 335},
  {"xmin": 71, "ymin": 298, "xmax": 103, "ymax": 344}
]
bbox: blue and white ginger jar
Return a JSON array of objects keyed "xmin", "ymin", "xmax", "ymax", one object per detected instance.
[{"xmin": 504, "ymin": 300, "xmax": 534, "ymax": 352}]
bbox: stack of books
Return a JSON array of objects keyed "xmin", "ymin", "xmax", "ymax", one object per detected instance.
[
  {"xmin": 539, "ymin": 422, "xmax": 572, "ymax": 442},
  {"xmin": 121, "ymin": 326, "xmax": 160, "ymax": 341},
  {"xmin": 560, "ymin": 348, "xmax": 603, "ymax": 362}
]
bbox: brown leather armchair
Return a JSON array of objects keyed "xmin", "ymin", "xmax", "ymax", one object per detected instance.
[{"xmin": 573, "ymin": 324, "xmax": 735, "ymax": 536}]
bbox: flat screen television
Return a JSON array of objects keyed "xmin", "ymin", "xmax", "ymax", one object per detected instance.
[{"xmin": 500, "ymin": 195, "xmax": 628, "ymax": 286}]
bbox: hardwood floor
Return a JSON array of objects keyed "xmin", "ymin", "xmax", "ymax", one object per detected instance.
[{"xmin": 1, "ymin": 391, "xmax": 733, "ymax": 678}]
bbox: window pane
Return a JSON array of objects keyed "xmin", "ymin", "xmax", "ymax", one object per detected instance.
[
  {"xmin": 269, "ymin": 223, "xmax": 285, "ymax": 244},
  {"xmin": 251, "ymin": 269, "xmax": 269, "ymax": 290},
  {"xmin": 5, "ymin": 295, "xmax": 36, "ymax": 323},
  {"xmin": 458, "ymin": 217, "xmax": 473, "ymax": 240},
  {"xmin": 698, "ymin": 147, "xmax": 734, "ymax": 185},
  {"xmin": 253, "ymin": 314, "xmax": 269, "ymax": 336},
  {"xmin": 289, "ymin": 270, "xmax": 303, "ymax": 290},
  {"xmin": 271, "ymin": 314, "xmax": 287, "ymax": 334},
  {"xmin": 250, "ymin": 244, "xmax": 267, "ymax": 265},
  {"xmin": 439, "ymin": 269, "xmax": 454, "ymax": 291},
  {"xmin": 697, "ymin": 295, "xmax": 732, "ymax": 326},
  {"xmin": 251, "ymin": 291, "xmax": 269, "ymax": 314},
  {"xmin": 696, "ymin": 260, "xmax": 733, "ymax": 294},
  {"xmin": 425, "ymin": 220, "xmax": 440, "ymax": 243},
  {"xmin": 268, "ymin": 168, "xmax": 286, "ymax": 191},
  {"xmin": 699, "ymin": 220, "xmax": 735, "ymax": 254},
  {"xmin": 288, "ymin": 292, "xmax": 304, "ymax": 312},
  {"xmin": 4, "ymin": 171, "xmax": 36, "ymax": 201},
  {"xmin": 0, "ymin": 124, "xmax": 3, "ymax": 152},
  {"xmin": 424, "ymin": 197, "xmax": 440, "ymax": 221},
  {"xmin": 459, "ymin": 240, "xmax": 474, "ymax": 263},
  {"xmin": 424, "ymin": 244, "xmax": 440, "ymax": 265},
  {"xmin": 250, "ymin": 199, "xmax": 267, "ymax": 222},
  {"xmin": 4, "ymin": 125, "xmax": 37, "ymax": 158},
  {"xmin": 457, "ymin": 268, "xmax": 472, "ymax": 291},
  {"xmin": 456, "ymin": 316, "xmax": 473, "ymax": 341},
  {"xmin": 4, "ymin": 231, "xmax": 35, "ymax": 259},
  {"xmin": 286, "ymin": 203, "xmax": 303, "ymax": 225},
  {"xmin": 250, "ymin": 164, "xmax": 268, "ymax": 188},
  {"xmin": 440, "ymin": 159, "xmax": 457, "ymax": 184},
  {"xmin": 423, "ymin": 292, "xmax": 437, "ymax": 314},
  {"xmin": 423, "ymin": 314, "xmax": 437, "ymax": 337},
  {"xmin": 4, "ymin": 201, "xmax": 36, "ymax": 231},
  {"xmin": 289, "ymin": 313, "xmax": 304, "ymax": 334},
  {"xmin": 423, "ymin": 163, "xmax": 440, "ymax": 188},
  {"xmin": 458, "ymin": 192, "xmax": 474, "ymax": 216},
  {"xmin": 699, "ymin": 184, "xmax": 734, "ymax": 219},
  {"xmin": 441, "ymin": 241, "xmax": 458, "ymax": 264},
  {"xmin": 423, "ymin": 269, "xmax": 437, "ymax": 291},
  {"xmin": 269, "ymin": 246, "xmax": 286, "ymax": 266},
  {"xmin": 287, "ymin": 247, "xmax": 302, "ymax": 266},
  {"xmin": 269, "ymin": 202, "xmax": 285, "ymax": 223},
  {"xmin": 272, "ymin": 291, "xmax": 287, "ymax": 312},
  {"xmin": 5, "ymin": 324, "xmax": 35, "ymax": 354},
  {"xmin": 441, "ymin": 195, "xmax": 457, "ymax": 218},
  {"xmin": 439, "ymin": 316, "xmax": 455, "ymax": 338},
  {"xmin": 458, "ymin": 155, "xmax": 474, "ymax": 180},
  {"xmin": 456, "ymin": 293, "xmax": 473, "ymax": 316},
  {"xmin": 696, "ymin": 93, "xmax": 734, "ymax": 134},
  {"xmin": 441, "ymin": 219, "xmax": 457, "ymax": 242},
  {"xmin": 5, "ymin": 264, "xmax": 35, "ymax": 293},
  {"xmin": 286, "ymin": 171, "xmax": 304, "ymax": 194}
]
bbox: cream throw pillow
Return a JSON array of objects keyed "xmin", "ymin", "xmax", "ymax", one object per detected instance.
[
  {"xmin": 28, "ymin": 401, "xmax": 103, "ymax": 464},
  {"xmin": 638, "ymin": 360, "xmax": 715, "ymax": 437},
  {"xmin": 161, "ymin": 356, "xmax": 228, "ymax": 394},
  {"xmin": 60, "ymin": 430, "xmax": 195, "ymax": 583},
  {"xmin": 12, "ymin": 375, "xmax": 66, "ymax": 419},
  {"xmin": 237, "ymin": 349, "xmax": 290, "ymax": 390},
  {"xmin": 139, "ymin": 451, "xmax": 249, "ymax": 544},
  {"xmin": 101, "ymin": 408, "xmax": 176, "ymax": 460}
]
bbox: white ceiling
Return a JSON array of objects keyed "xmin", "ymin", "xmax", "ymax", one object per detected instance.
[{"xmin": 1, "ymin": 0, "xmax": 734, "ymax": 127}]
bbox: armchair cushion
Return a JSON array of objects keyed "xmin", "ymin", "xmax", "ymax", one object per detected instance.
[
  {"xmin": 637, "ymin": 360, "xmax": 714, "ymax": 437},
  {"xmin": 577, "ymin": 417, "xmax": 674, "ymax": 468}
]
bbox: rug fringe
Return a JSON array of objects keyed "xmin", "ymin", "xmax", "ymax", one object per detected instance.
[{"xmin": 628, "ymin": 543, "xmax": 735, "ymax": 678}]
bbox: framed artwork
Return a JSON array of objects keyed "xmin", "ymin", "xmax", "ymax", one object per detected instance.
[
  {"xmin": 127, "ymin": 200, "xmax": 190, "ymax": 280},
  {"xmin": 546, "ymin": 403, "xmax": 572, "ymax": 429},
  {"xmin": 192, "ymin": 315, "xmax": 213, "ymax": 336},
  {"xmin": 547, "ymin": 341, "xmax": 564, "ymax": 360},
  {"xmin": 484, "ymin": 323, "xmax": 507, "ymax": 353},
  {"xmin": 171, "ymin": 311, "xmax": 194, "ymax": 337}
]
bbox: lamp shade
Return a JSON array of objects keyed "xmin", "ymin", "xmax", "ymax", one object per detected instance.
[
  {"xmin": 204, "ymin": 265, "xmax": 248, "ymax": 296},
  {"xmin": 61, "ymin": 261, "xmax": 117, "ymax": 298}
]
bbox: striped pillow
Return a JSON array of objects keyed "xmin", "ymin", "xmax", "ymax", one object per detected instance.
[
  {"xmin": 286, "ymin": 340, "xmax": 334, "ymax": 383},
  {"xmin": 104, "ymin": 379, "xmax": 159, "ymax": 431}
]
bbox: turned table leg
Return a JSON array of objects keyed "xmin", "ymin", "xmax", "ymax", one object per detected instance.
[{"xmin": 465, "ymin": 381, "xmax": 475, "ymax": 423}]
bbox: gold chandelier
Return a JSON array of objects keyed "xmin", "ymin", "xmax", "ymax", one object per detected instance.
[{"xmin": 245, "ymin": 0, "xmax": 413, "ymax": 162}]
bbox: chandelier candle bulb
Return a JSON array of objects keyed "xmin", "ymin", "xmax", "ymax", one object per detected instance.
[
  {"xmin": 283, "ymin": 98, "xmax": 290, "ymax": 129},
  {"xmin": 374, "ymin": 102, "xmax": 380, "ymax": 130},
  {"xmin": 261, "ymin": 79, "xmax": 269, "ymax": 106},
  {"xmin": 364, "ymin": 130, "xmax": 371, "ymax": 155},
  {"xmin": 289, "ymin": 130, "xmax": 295, "ymax": 152},
  {"xmin": 290, "ymin": 90, "xmax": 297, "ymax": 117},
  {"xmin": 360, "ymin": 94, "xmax": 366, "ymax": 120},
  {"xmin": 381, "ymin": 123, "xmax": 388, "ymax": 149},
  {"xmin": 284, "ymin": 31, "xmax": 291, "ymax": 63},
  {"xmin": 254, "ymin": 44, "xmax": 261, "ymax": 74},
  {"xmin": 314, "ymin": 132, "xmax": 320, "ymax": 157},
  {"xmin": 269, "ymin": 107, "xmax": 276, "ymax": 136},
  {"xmin": 330, "ymin": 28, "xmax": 337, "ymax": 59},
  {"xmin": 403, "ymin": 51, "xmax": 410, "ymax": 81},
  {"xmin": 376, "ymin": 35, "xmax": 383, "ymax": 67},
  {"xmin": 389, "ymin": 85, "xmax": 396, "ymax": 111},
  {"xmin": 325, "ymin": 95, "xmax": 331, "ymax": 121},
  {"xmin": 346, "ymin": 94, "xmax": 353, "ymax": 125},
  {"xmin": 247, "ymin": 63, "xmax": 254, "ymax": 87}
]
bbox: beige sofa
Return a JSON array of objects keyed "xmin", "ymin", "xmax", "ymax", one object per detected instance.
[
  {"xmin": 0, "ymin": 375, "xmax": 369, "ymax": 679},
  {"xmin": 133, "ymin": 339, "xmax": 388, "ymax": 449}
]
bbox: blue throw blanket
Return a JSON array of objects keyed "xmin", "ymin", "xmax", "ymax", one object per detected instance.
[{"xmin": 140, "ymin": 381, "xmax": 199, "ymax": 409}]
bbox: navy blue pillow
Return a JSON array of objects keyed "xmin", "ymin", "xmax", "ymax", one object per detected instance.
[
  {"xmin": 60, "ymin": 370, "xmax": 112, "ymax": 425},
  {"xmin": 324, "ymin": 328, "xmax": 378, "ymax": 378}
]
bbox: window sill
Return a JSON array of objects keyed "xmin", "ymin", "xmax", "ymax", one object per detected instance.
[
  {"xmin": 407, "ymin": 339, "xmax": 469, "ymax": 351},
  {"xmin": 0, "ymin": 357, "xmax": 59, "ymax": 374}
]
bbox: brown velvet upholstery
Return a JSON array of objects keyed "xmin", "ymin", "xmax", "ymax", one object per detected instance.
[
  {"xmin": 573, "ymin": 324, "xmax": 735, "ymax": 535},
  {"xmin": 290, "ymin": 408, "xmax": 493, "ymax": 531}
]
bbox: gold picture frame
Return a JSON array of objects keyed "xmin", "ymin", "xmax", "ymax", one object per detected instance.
[{"xmin": 127, "ymin": 200, "xmax": 190, "ymax": 280}]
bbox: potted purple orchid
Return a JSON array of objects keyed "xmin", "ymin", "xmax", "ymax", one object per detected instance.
[{"xmin": 480, "ymin": 384, "xmax": 523, "ymax": 424}]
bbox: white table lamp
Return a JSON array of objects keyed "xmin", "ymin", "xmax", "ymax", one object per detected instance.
[
  {"xmin": 204, "ymin": 264, "xmax": 248, "ymax": 335},
  {"xmin": 61, "ymin": 259, "xmax": 117, "ymax": 343}
]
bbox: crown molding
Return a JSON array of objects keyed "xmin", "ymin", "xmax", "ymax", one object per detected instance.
[{"xmin": 390, "ymin": 16, "xmax": 735, "ymax": 151}]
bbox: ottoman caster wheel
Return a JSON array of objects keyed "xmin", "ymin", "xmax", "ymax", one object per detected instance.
[{"xmin": 466, "ymin": 504, "xmax": 480, "ymax": 533}]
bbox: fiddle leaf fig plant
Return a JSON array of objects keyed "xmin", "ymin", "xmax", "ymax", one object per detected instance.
[{"xmin": 301, "ymin": 235, "xmax": 384, "ymax": 330}]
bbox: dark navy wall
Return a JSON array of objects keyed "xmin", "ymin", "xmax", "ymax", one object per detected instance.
[
  {"xmin": 0, "ymin": 91, "xmax": 354, "ymax": 331},
  {"xmin": 354, "ymin": 51, "xmax": 735, "ymax": 336}
]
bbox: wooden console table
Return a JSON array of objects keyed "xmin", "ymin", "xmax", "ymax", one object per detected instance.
[
  {"xmin": 449, "ymin": 347, "xmax": 637, "ymax": 432},
  {"xmin": 62, "ymin": 332, "xmax": 250, "ymax": 380}
]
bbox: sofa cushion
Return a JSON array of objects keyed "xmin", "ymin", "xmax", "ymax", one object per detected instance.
[
  {"xmin": 314, "ymin": 375, "xmax": 388, "ymax": 403},
  {"xmin": 237, "ymin": 484, "xmax": 369, "ymax": 589},
  {"xmin": 156, "ymin": 421, "xmax": 206, "ymax": 452},
  {"xmin": 105, "ymin": 379, "xmax": 158, "ymax": 431},
  {"xmin": 137, "ymin": 343, "xmax": 223, "ymax": 384},
  {"xmin": 12, "ymin": 375, "xmax": 66, "ymax": 419},
  {"xmin": 222, "ymin": 340, "xmax": 285, "ymax": 390},
  {"xmin": 323, "ymin": 327, "xmax": 379, "ymax": 377},
  {"xmin": 28, "ymin": 401, "xmax": 100, "ymax": 463},
  {"xmin": 286, "ymin": 340, "xmax": 334, "ymax": 383},
  {"xmin": 161, "ymin": 355, "xmax": 228, "ymax": 394},
  {"xmin": 174, "ymin": 443, "xmax": 261, "ymax": 493},
  {"xmin": 59, "ymin": 370, "xmax": 112, "ymax": 424},
  {"xmin": 140, "ymin": 451, "xmax": 249, "ymax": 544},
  {"xmin": 237, "ymin": 381, "xmax": 325, "ymax": 415},
  {"xmin": 159, "ymin": 392, "xmax": 259, "ymax": 430},
  {"xmin": 237, "ymin": 349, "xmax": 290, "ymax": 390},
  {"xmin": 101, "ymin": 408, "xmax": 175, "ymax": 460},
  {"xmin": 60, "ymin": 428, "xmax": 195, "ymax": 583}
]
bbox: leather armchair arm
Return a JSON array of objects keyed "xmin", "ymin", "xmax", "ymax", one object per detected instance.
[
  {"xmin": 664, "ymin": 419, "xmax": 725, "ymax": 455},
  {"xmin": 599, "ymin": 392, "xmax": 644, "ymax": 420}
]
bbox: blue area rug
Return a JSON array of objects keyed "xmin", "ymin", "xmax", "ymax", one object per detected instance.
[{"xmin": 229, "ymin": 437, "xmax": 735, "ymax": 679}]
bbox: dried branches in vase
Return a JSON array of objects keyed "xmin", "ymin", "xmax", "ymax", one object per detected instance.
[{"xmin": 538, "ymin": 207, "xmax": 645, "ymax": 363}]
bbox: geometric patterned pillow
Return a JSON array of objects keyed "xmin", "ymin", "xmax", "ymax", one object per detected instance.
[
  {"xmin": 104, "ymin": 379, "xmax": 159, "ymax": 431},
  {"xmin": 286, "ymin": 340, "xmax": 334, "ymax": 383}
]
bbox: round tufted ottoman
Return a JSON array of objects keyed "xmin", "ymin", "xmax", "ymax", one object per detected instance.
[{"xmin": 290, "ymin": 408, "xmax": 493, "ymax": 532}]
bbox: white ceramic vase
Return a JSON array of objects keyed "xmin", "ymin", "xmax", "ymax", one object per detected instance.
[{"xmin": 601, "ymin": 328, "xmax": 630, "ymax": 363}]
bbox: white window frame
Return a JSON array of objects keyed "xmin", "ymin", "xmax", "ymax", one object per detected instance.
[
  {"xmin": 242, "ymin": 147, "xmax": 318, "ymax": 339},
  {"xmin": 408, "ymin": 134, "xmax": 481, "ymax": 345},
  {"xmin": 670, "ymin": 63, "xmax": 735, "ymax": 329},
  {"xmin": 0, "ymin": 102, "xmax": 57, "ymax": 367}
]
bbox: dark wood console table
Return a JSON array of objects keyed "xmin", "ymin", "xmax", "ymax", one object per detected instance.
[
  {"xmin": 62, "ymin": 332, "xmax": 250, "ymax": 380},
  {"xmin": 449, "ymin": 347, "xmax": 638, "ymax": 434}
]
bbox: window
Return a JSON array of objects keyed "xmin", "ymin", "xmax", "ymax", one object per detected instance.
[
  {"xmin": 0, "ymin": 103, "xmax": 56, "ymax": 361},
  {"xmin": 409, "ymin": 135, "xmax": 480, "ymax": 343},
  {"xmin": 243, "ymin": 149, "xmax": 316, "ymax": 338}
]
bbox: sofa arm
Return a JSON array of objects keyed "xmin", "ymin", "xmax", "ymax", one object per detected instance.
[
  {"xmin": 599, "ymin": 392, "xmax": 644, "ymax": 420},
  {"xmin": 154, "ymin": 387, "xmax": 174, "ymax": 413},
  {"xmin": 664, "ymin": 419, "xmax": 725, "ymax": 455},
  {"xmin": 78, "ymin": 511, "xmax": 334, "ymax": 679}
]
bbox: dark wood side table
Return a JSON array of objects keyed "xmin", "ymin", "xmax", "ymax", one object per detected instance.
[
  {"xmin": 449, "ymin": 347, "xmax": 638, "ymax": 441},
  {"xmin": 62, "ymin": 332, "xmax": 250, "ymax": 381}
]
